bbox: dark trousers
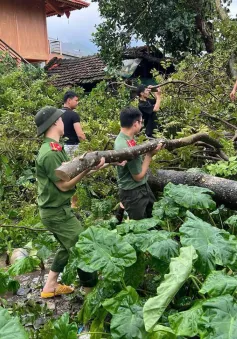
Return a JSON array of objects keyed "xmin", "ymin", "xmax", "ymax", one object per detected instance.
[
  {"xmin": 143, "ymin": 112, "xmax": 158, "ymax": 137},
  {"xmin": 40, "ymin": 205, "xmax": 98, "ymax": 287},
  {"xmin": 119, "ymin": 183, "xmax": 156, "ymax": 220}
]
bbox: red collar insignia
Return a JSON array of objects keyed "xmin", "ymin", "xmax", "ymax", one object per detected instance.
[
  {"xmin": 127, "ymin": 139, "xmax": 136, "ymax": 147},
  {"xmin": 50, "ymin": 142, "xmax": 62, "ymax": 151}
]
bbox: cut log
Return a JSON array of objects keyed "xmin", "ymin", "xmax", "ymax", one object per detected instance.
[
  {"xmin": 55, "ymin": 132, "xmax": 227, "ymax": 181},
  {"xmin": 148, "ymin": 169, "xmax": 237, "ymax": 209}
]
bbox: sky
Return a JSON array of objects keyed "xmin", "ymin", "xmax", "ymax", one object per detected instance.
[{"xmin": 47, "ymin": 1, "xmax": 237, "ymax": 55}]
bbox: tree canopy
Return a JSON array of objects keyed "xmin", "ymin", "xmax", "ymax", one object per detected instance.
[{"xmin": 92, "ymin": 0, "xmax": 233, "ymax": 67}]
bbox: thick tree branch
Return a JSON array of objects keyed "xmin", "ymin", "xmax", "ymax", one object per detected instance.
[
  {"xmin": 148, "ymin": 169, "xmax": 237, "ymax": 209},
  {"xmin": 55, "ymin": 133, "xmax": 227, "ymax": 181}
]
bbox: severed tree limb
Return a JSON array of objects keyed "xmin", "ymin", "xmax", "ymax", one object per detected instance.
[
  {"xmin": 55, "ymin": 133, "xmax": 227, "ymax": 181},
  {"xmin": 200, "ymin": 111, "xmax": 237, "ymax": 131},
  {"xmin": 109, "ymin": 81, "xmax": 219, "ymax": 100},
  {"xmin": 148, "ymin": 169, "xmax": 237, "ymax": 209},
  {"xmin": 0, "ymin": 224, "xmax": 50, "ymax": 232}
]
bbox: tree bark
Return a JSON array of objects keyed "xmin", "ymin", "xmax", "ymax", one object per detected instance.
[
  {"xmin": 55, "ymin": 132, "xmax": 227, "ymax": 181},
  {"xmin": 195, "ymin": 15, "xmax": 214, "ymax": 53},
  {"xmin": 148, "ymin": 170, "xmax": 237, "ymax": 209}
]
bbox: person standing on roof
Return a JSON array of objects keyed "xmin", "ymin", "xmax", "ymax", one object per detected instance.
[
  {"xmin": 62, "ymin": 91, "xmax": 86, "ymax": 158},
  {"xmin": 137, "ymin": 85, "xmax": 162, "ymax": 138}
]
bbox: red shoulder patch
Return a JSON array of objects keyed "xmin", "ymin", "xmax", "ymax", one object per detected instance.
[
  {"xmin": 127, "ymin": 139, "xmax": 137, "ymax": 147},
  {"xmin": 50, "ymin": 142, "xmax": 62, "ymax": 151}
]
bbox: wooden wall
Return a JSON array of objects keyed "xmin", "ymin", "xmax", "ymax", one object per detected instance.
[{"xmin": 0, "ymin": 0, "xmax": 49, "ymax": 61}]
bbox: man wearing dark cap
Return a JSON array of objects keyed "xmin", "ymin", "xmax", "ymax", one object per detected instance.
[
  {"xmin": 35, "ymin": 106, "xmax": 104, "ymax": 298},
  {"xmin": 137, "ymin": 84, "xmax": 162, "ymax": 138}
]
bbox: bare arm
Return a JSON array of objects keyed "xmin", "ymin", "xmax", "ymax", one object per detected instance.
[
  {"xmin": 132, "ymin": 144, "xmax": 163, "ymax": 182},
  {"xmin": 132, "ymin": 154, "xmax": 153, "ymax": 181},
  {"xmin": 55, "ymin": 157, "xmax": 105, "ymax": 191},
  {"xmin": 230, "ymin": 79, "xmax": 237, "ymax": 101},
  {"xmin": 55, "ymin": 169, "xmax": 90, "ymax": 191},
  {"xmin": 153, "ymin": 88, "xmax": 162, "ymax": 112},
  {"xmin": 74, "ymin": 122, "xmax": 86, "ymax": 140}
]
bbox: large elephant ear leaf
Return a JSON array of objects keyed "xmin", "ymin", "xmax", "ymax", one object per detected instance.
[
  {"xmin": 169, "ymin": 301, "xmax": 203, "ymax": 337},
  {"xmin": 199, "ymin": 271, "xmax": 237, "ymax": 297},
  {"xmin": 116, "ymin": 218, "xmax": 160, "ymax": 235},
  {"xmin": 143, "ymin": 246, "xmax": 197, "ymax": 332},
  {"xmin": 164, "ymin": 183, "xmax": 216, "ymax": 210},
  {"xmin": 110, "ymin": 304, "xmax": 146, "ymax": 339},
  {"xmin": 0, "ymin": 307, "xmax": 28, "ymax": 339},
  {"xmin": 75, "ymin": 227, "xmax": 136, "ymax": 281},
  {"xmin": 152, "ymin": 197, "xmax": 181, "ymax": 219},
  {"xmin": 180, "ymin": 211, "xmax": 237, "ymax": 274},
  {"xmin": 198, "ymin": 295, "xmax": 237, "ymax": 338},
  {"xmin": 149, "ymin": 325, "xmax": 176, "ymax": 339}
]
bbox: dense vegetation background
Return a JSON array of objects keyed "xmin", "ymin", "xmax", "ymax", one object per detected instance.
[{"xmin": 1, "ymin": 6, "xmax": 237, "ymax": 339}]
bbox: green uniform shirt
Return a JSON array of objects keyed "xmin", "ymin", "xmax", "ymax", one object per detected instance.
[
  {"xmin": 114, "ymin": 132, "xmax": 147, "ymax": 190},
  {"xmin": 36, "ymin": 137, "xmax": 75, "ymax": 208}
]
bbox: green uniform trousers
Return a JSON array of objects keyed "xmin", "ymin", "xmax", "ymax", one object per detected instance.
[
  {"xmin": 119, "ymin": 183, "xmax": 156, "ymax": 220},
  {"xmin": 39, "ymin": 205, "xmax": 97, "ymax": 287}
]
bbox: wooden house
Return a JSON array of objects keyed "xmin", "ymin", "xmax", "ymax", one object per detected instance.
[{"xmin": 0, "ymin": 0, "xmax": 89, "ymax": 63}]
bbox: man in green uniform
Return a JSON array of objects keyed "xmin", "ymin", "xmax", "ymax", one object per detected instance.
[
  {"xmin": 114, "ymin": 106, "xmax": 163, "ymax": 220},
  {"xmin": 35, "ymin": 106, "xmax": 104, "ymax": 298}
]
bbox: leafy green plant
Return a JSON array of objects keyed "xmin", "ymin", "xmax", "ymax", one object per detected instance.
[
  {"xmin": 0, "ymin": 269, "xmax": 20, "ymax": 295},
  {"xmin": 143, "ymin": 246, "xmax": 197, "ymax": 332},
  {"xmin": 180, "ymin": 211, "xmax": 237, "ymax": 274},
  {"xmin": 0, "ymin": 307, "xmax": 28, "ymax": 339},
  {"xmin": 75, "ymin": 227, "xmax": 137, "ymax": 282}
]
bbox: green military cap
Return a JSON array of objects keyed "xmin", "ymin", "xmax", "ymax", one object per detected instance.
[{"xmin": 35, "ymin": 106, "xmax": 64, "ymax": 136}]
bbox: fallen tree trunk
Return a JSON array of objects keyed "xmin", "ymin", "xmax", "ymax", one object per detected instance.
[
  {"xmin": 55, "ymin": 133, "xmax": 227, "ymax": 181},
  {"xmin": 148, "ymin": 169, "xmax": 237, "ymax": 209}
]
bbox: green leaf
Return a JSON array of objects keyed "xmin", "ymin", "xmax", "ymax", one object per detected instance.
[
  {"xmin": 110, "ymin": 304, "xmax": 146, "ymax": 339},
  {"xmin": 75, "ymin": 227, "xmax": 136, "ymax": 281},
  {"xmin": 143, "ymin": 246, "xmax": 197, "ymax": 332},
  {"xmin": 169, "ymin": 301, "xmax": 203, "ymax": 337},
  {"xmin": 124, "ymin": 230, "xmax": 171, "ymax": 251},
  {"xmin": 180, "ymin": 212, "xmax": 237, "ymax": 274},
  {"xmin": 90, "ymin": 309, "xmax": 108, "ymax": 339},
  {"xmin": 53, "ymin": 313, "xmax": 77, "ymax": 339},
  {"xmin": 36, "ymin": 245, "xmax": 52, "ymax": 261},
  {"xmin": 0, "ymin": 307, "xmax": 28, "ymax": 339},
  {"xmin": 146, "ymin": 239, "xmax": 179, "ymax": 262},
  {"xmin": 225, "ymin": 215, "xmax": 237, "ymax": 227},
  {"xmin": 152, "ymin": 197, "xmax": 181, "ymax": 219},
  {"xmin": 116, "ymin": 218, "xmax": 160, "ymax": 235},
  {"xmin": 124, "ymin": 251, "xmax": 146, "ymax": 288},
  {"xmin": 198, "ymin": 295, "xmax": 237, "ymax": 338},
  {"xmin": 8, "ymin": 256, "xmax": 41, "ymax": 276},
  {"xmin": 0, "ymin": 270, "xmax": 20, "ymax": 295},
  {"xmin": 199, "ymin": 271, "xmax": 237, "ymax": 297},
  {"xmin": 102, "ymin": 286, "xmax": 139, "ymax": 315},
  {"xmin": 164, "ymin": 183, "xmax": 216, "ymax": 210},
  {"xmin": 78, "ymin": 280, "xmax": 116, "ymax": 324},
  {"xmin": 149, "ymin": 325, "xmax": 176, "ymax": 339}
]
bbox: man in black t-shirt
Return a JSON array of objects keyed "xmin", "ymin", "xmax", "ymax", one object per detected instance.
[
  {"xmin": 62, "ymin": 91, "xmax": 86, "ymax": 157},
  {"xmin": 137, "ymin": 84, "xmax": 162, "ymax": 138}
]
